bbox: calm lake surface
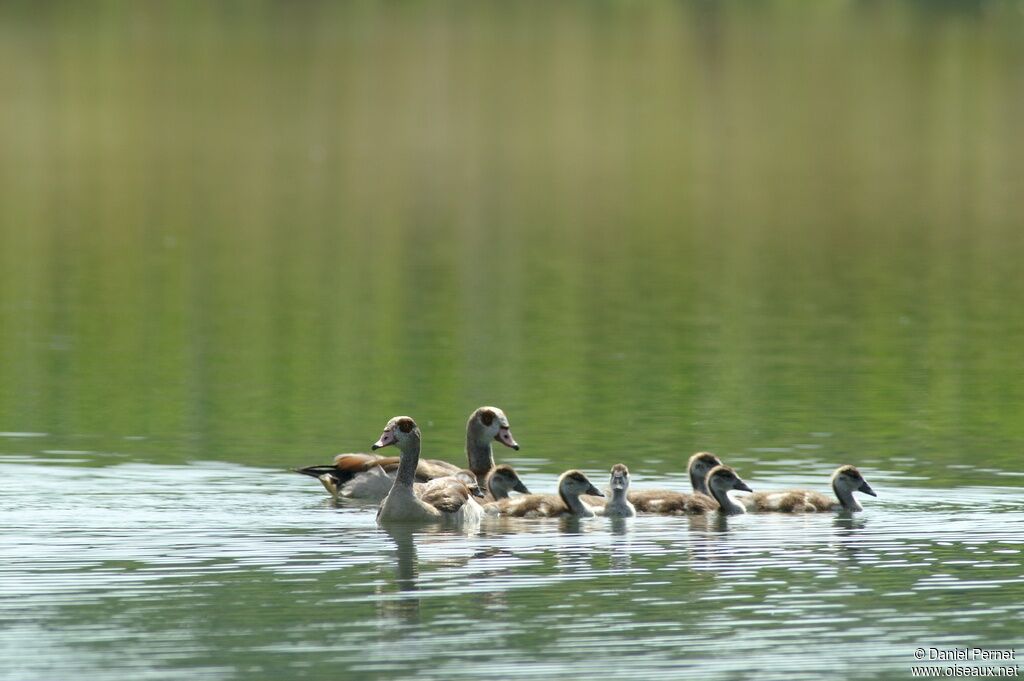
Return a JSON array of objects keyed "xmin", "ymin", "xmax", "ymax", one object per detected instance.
[{"xmin": 2, "ymin": 2, "xmax": 1024, "ymax": 680}]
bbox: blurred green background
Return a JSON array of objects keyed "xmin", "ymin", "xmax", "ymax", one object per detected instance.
[{"xmin": 2, "ymin": 1, "xmax": 1023, "ymax": 479}]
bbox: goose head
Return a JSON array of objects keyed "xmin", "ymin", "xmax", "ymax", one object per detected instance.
[
  {"xmin": 487, "ymin": 464, "xmax": 530, "ymax": 499},
  {"xmin": 705, "ymin": 465, "xmax": 753, "ymax": 514},
  {"xmin": 372, "ymin": 416, "xmax": 419, "ymax": 452},
  {"xmin": 469, "ymin": 406, "xmax": 519, "ymax": 451},
  {"xmin": 831, "ymin": 465, "xmax": 876, "ymax": 511},
  {"xmin": 609, "ymin": 463, "xmax": 631, "ymax": 493},
  {"xmin": 558, "ymin": 470, "xmax": 603, "ymax": 499},
  {"xmin": 688, "ymin": 451, "xmax": 723, "ymax": 494},
  {"xmin": 706, "ymin": 465, "xmax": 752, "ymax": 495},
  {"xmin": 455, "ymin": 469, "xmax": 487, "ymax": 498}
]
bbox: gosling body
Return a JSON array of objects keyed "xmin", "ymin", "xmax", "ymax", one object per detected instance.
[
  {"xmin": 628, "ymin": 452, "xmax": 723, "ymax": 515},
  {"xmin": 740, "ymin": 465, "xmax": 876, "ymax": 513},
  {"xmin": 485, "ymin": 470, "xmax": 603, "ymax": 518}
]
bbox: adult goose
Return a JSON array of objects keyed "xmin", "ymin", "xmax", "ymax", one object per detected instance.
[
  {"xmin": 484, "ymin": 470, "xmax": 604, "ymax": 518},
  {"xmin": 483, "ymin": 464, "xmax": 530, "ymax": 502},
  {"xmin": 628, "ymin": 452, "xmax": 723, "ymax": 514},
  {"xmin": 295, "ymin": 406, "xmax": 519, "ymax": 499},
  {"xmin": 597, "ymin": 464, "xmax": 636, "ymax": 518},
  {"xmin": 703, "ymin": 465, "xmax": 755, "ymax": 515},
  {"xmin": 739, "ymin": 465, "xmax": 877, "ymax": 513},
  {"xmin": 372, "ymin": 416, "xmax": 484, "ymax": 524}
]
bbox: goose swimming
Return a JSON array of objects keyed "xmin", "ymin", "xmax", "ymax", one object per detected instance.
[
  {"xmin": 739, "ymin": 465, "xmax": 877, "ymax": 513},
  {"xmin": 484, "ymin": 470, "xmax": 604, "ymax": 518},
  {"xmin": 628, "ymin": 452, "xmax": 722, "ymax": 514},
  {"xmin": 703, "ymin": 465, "xmax": 754, "ymax": 515},
  {"xmin": 296, "ymin": 406, "xmax": 519, "ymax": 499},
  {"xmin": 597, "ymin": 464, "xmax": 636, "ymax": 518},
  {"xmin": 371, "ymin": 416, "xmax": 485, "ymax": 524}
]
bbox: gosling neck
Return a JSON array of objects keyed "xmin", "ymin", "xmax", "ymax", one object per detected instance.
[
  {"xmin": 832, "ymin": 480, "xmax": 862, "ymax": 512},
  {"xmin": 611, "ymin": 487, "xmax": 629, "ymax": 506},
  {"xmin": 690, "ymin": 468, "xmax": 708, "ymax": 495},
  {"xmin": 559, "ymin": 488, "xmax": 595, "ymax": 518},
  {"xmin": 488, "ymin": 482, "xmax": 509, "ymax": 501},
  {"xmin": 395, "ymin": 435, "xmax": 421, "ymax": 488},
  {"xmin": 709, "ymin": 484, "xmax": 746, "ymax": 515},
  {"xmin": 466, "ymin": 422, "xmax": 495, "ymax": 482}
]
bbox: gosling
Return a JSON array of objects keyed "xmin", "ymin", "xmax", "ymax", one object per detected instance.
[
  {"xmin": 597, "ymin": 464, "xmax": 636, "ymax": 518},
  {"xmin": 740, "ymin": 465, "xmax": 877, "ymax": 513},
  {"xmin": 485, "ymin": 470, "xmax": 604, "ymax": 518},
  {"xmin": 703, "ymin": 465, "xmax": 755, "ymax": 515}
]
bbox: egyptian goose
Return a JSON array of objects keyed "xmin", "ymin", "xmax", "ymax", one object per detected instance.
[
  {"xmin": 484, "ymin": 464, "xmax": 530, "ymax": 502},
  {"xmin": 739, "ymin": 465, "xmax": 877, "ymax": 513},
  {"xmin": 371, "ymin": 416, "xmax": 484, "ymax": 523},
  {"xmin": 295, "ymin": 406, "xmax": 519, "ymax": 499},
  {"xmin": 627, "ymin": 451, "xmax": 722, "ymax": 514},
  {"xmin": 596, "ymin": 464, "xmax": 636, "ymax": 518},
  {"xmin": 703, "ymin": 465, "xmax": 754, "ymax": 515},
  {"xmin": 484, "ymin": 470, "xmax": 604, "ymax": 518}
]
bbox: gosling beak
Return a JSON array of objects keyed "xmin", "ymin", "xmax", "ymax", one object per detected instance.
[
  {"xmin": 733, "ymin": 480, "xmax": 753, "ymax": 493},
  {"xmin": 859, "ymin": 480, "xmax": 877, "ymax": 497},
  {"xmin": 513, "ymin": 480, "xmax": 530, "ymax": 494},
  {"xmin": 586, "ymin": 483, "xmax": 604, "ymax": 497},
  {"xmin": 610, "ymin": 476, "xmax": 627, "ymax": 491},
  {"xmin": 496, "ymin": 427, "xmax": 519, "ymax": 450},
  {"xmin": 470, "ymin": 485, "xmax": 486, "ymax": 498},
  {"xmin": 372, "ymin": 429, "xmax": 397, "ymax": 450}
]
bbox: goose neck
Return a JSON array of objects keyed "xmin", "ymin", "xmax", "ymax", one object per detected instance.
[
  {"xmin": 466, "ymin": 430, "xmax": 495, "ymax": 481},
  {"xmin": 559, "ymin": 488, "xmax": 594, "ymax": 518},
  {"xmin": 832, "ymin": 480, "xmax": 862, "ymax": 512},
  {"xmin": 690, "ymin": 468, "xmax": 708, "ymax": 495},
  {"xmin": 710, "ymin": 485, "xmax": 745, "ymax": 515},
  {"xmin": 395, "ymin": 436, "xmax": 421, "ymax": 488}
]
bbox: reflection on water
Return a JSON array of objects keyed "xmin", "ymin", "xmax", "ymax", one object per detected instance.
[
  {"xmin": 1, "ymin": 460, "xmax": 1022, "ymax": 680},
  {"xmin": 2, "ymin": 1, "xmax": 1024, "ymax": 679}
]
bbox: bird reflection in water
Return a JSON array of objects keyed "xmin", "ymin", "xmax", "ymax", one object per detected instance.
[
  {"xmin": 376, "ymin": 525, "xmax": 422, "ymax": 624},
  {"xmin": 831, "ymin": 513, "xmax": 868, "ymax": 558},
  {"xmin": 608, "ymin": 517, "xmax": 633, "ymax": 572}
]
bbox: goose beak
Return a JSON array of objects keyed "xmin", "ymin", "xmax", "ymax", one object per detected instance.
[
  {"xmin": 513, "ymin": 480, "xmax": 530, "ymax": 494},
  {"xmin": 859, "ymin": 480, "xmax": 877, "ymax": 497},
  {"xmin": 734, "ymin": 480, "xmax": 753, "ymax": 493},
  {"xmin": 495, "ymin": 427, "xmax": 519, "ymax": 450},
  {"xmin": 586, "ymin": 483, "xmax": 604, "ymax": 497},
  {"xmin": 318, "ymin": 474, "xmax": 339, "ymax": 496},
  {"xmin": 372, "ymin": 429, "xmax": 397, "ymax": 450}
]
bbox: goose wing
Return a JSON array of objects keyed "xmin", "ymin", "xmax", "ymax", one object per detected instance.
[
  {"xmin": 746, "ymin": 489, "xmax": 828, "ymax": 512},
  {"xmin": 629, "ymin": 489, "xmax": 718, "ymax": 514}
]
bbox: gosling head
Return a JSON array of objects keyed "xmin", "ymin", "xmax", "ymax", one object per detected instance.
[
  {"xmin": 470, "ymin": 406, "xmax": 519, "ymax": 451},
  {"xmin": 688, "ymin": 451, "xmax": 723, "ymax": 493},
  {"xmin": 705, "ymin": 465, "xmax": 753, "ymax": 495},
  {"xmin": 609, "ymin": 463, "xmax": 631, "ymax": 493},
  {"xmin": 455, "ymin": 469, "xmax": 487, "ymax": 498},
  {"xmin": 487, "ymin": 464, "xmax": 530, "ymax": 499},
  {"xmin": 372, "ymin": 416, "xmax": 419, "ymax": 450},
  {"xmin": 831, "ymin": 465, "xmax": 877, "ymax": 498},
  {"xmin": 558, "ymin": 470, "xmax": 603, "ymax": 498}
]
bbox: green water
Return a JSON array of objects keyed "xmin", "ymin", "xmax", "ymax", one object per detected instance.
[{"xmin": 2, "ymin": 3, "xmax": 1024, "ymax": 680}]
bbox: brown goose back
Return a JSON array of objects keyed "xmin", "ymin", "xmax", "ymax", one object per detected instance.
[{"xmin": 629, "ymin": 489, "xmax": 718, "ymax": 515}]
